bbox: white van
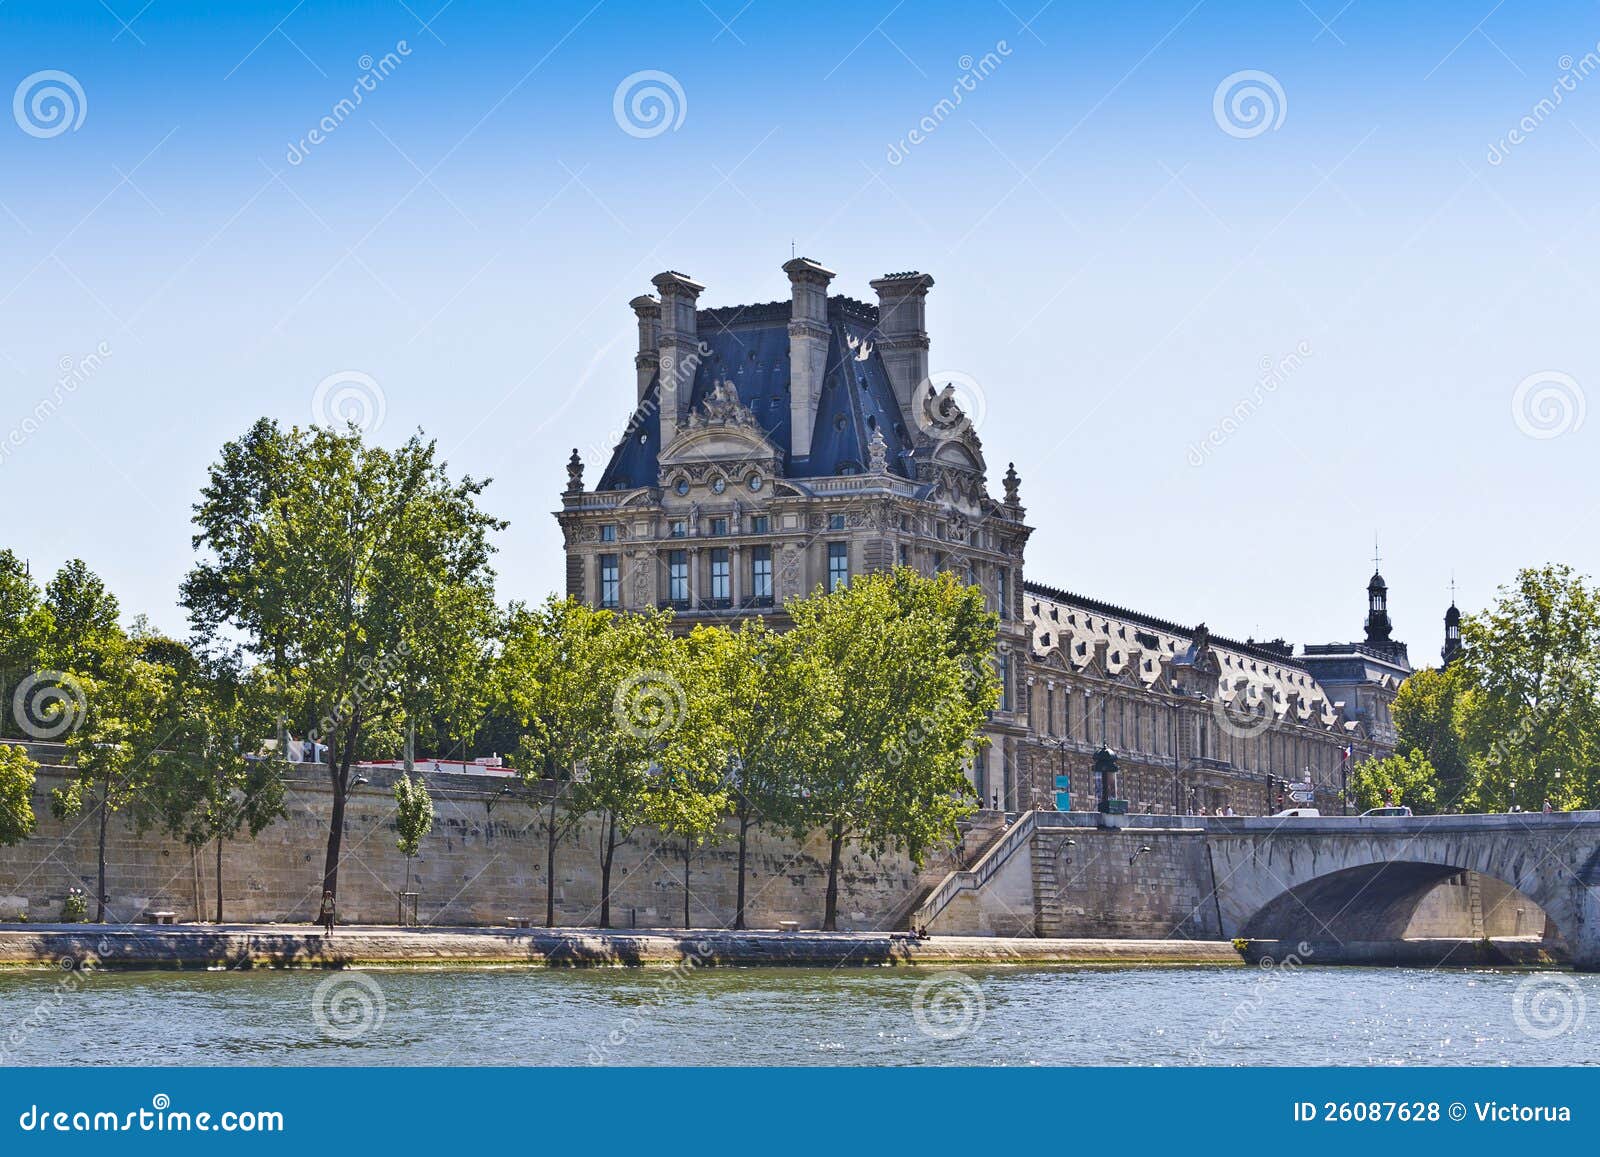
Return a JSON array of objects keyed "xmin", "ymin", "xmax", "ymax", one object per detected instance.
[{"xmin": 1271, "ymin": 807, "xmax": 1321, "ymax": 818}]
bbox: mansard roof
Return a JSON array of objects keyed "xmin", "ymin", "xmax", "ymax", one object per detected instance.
[
  {"xmin": 597, "ymin": 296, "xmax": 914, "ymax": 491},
  {"xmin": 1023, "ymin": 580, "xmax": 1349, "ymax": 731}
]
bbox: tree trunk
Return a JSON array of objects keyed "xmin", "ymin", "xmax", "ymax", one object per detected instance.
[
  {"xmin": 734, "ymin": 810, "xmax": 750, "ymax": 930},
  {"xmin": 322, "ymin": 731, "xmax": 355, "ymax": 900},
  {"xmin": 95, "ymin": 776, "xmax": 109, "ymax": 923},
  {"xmin": 215, "ymin": 835, "xmax": 224, "ymax": 923},
  {"xmin": 599, "ymin": 812, "xmax": 617, "ymax": 929},
  {"xmin": 544, "ymin": 788, "xmax": 560, "ymax": 927},
  {"xmin": 822, "ymin": 829, "xmax": 844, "ymax": 931},
  {"xmin": 682, "ymin": 838, "xmax": 691, "ymax": 928}
]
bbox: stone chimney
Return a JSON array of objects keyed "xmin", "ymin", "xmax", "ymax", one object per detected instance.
[
  {"xmin": 783, "ymin": 257, "xmax": 835, "ymax": 467},
  {"xmin": 870, "ymin": 271, "xmax": 934, "ymax": 426},
  {"xmin": 629, "ymin": 294, "xmax": 660, "ymax": 403},
  {"xmin": 651, "ymin": 271, "xmax": 704, "ymax": 447}
]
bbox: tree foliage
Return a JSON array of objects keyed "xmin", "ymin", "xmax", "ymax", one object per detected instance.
[
  {"xmin": 683, "ymin": 620, "xmax": 839, "ymax": 928},
  {"xmin": 182, "ymin": 419, "xmax": 502, "ymax": 899},
  {"xmin": 0, "ymin": 743, "xmax": 38, "ymax": 846},
  {"xmin": 393, "ymin": 770, "xmax": 434, "ymax": 897},
  {"xmin": 50, "ymin": 641, "xmax": 173, "ymax": 921},
  {"xmin": 1387, "ymin": 565, "xmax": 1600, "ymax": 813},
  {"xmin": 1389, "ymin": 664, "xmax": 1473, "ymax": 808},
  {"xmin": 787, "ymin": 567, "xmax": 997, "ymax": 929},
  {"xmin": 498, "ymin": 596, "xmax": 616, "ymax": 926},
  {"xmin": 1349, "ymin": 749, "xmax": 1440, "ymax": 813}
]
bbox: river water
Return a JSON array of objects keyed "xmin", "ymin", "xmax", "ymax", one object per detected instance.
[{"xmin": 1, "ymin": 965, "xmax": 1596, "ymax": 1066}]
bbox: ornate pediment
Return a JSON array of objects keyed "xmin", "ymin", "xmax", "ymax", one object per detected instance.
[
  {"xmin": 686, "ymin": 379, "xmax": 758, "ymax": 429},
  {"xmin": 660, "ymin": 381, "xmax": 782, "ymax": 473}
]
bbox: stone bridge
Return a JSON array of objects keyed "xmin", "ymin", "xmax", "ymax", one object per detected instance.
[
  {"xmin": 917, "ymin": 810, "xmax": 1600, "ymax": 968},
  {"xmin": 1207, "ymin": 811, "xmax": 1600, "ymax": 967}
]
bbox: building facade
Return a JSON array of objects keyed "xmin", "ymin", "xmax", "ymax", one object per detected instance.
[{"xmin": 558, "ymin": 259, "xmax": 1410, "ymax": 815}]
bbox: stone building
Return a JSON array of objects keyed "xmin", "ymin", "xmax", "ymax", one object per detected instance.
[{"xmin": 558, "ymin": 259, "xmax": 1409, "ymax": 816}]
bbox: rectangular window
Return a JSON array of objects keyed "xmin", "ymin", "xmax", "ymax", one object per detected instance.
[
  {"xmin": 897, "ymin": 544, "xmax": 908, "ymax": 567},
  {"xmin": 668, "ymin": 550, "xmax": 688, "ymax": 603},
  {"xmin": 669, "ymin": 520, "xmax": 686, "ymax": 539},
  {"xmin": 998, "ymin": 652, "xmax": 1010, "ymax": 712},
  {"xmin": 751, "ymin": 546, "xmax": 773, "ymax": 602},
  {"xmin": 996, "ymin": 567, "xmax": 1009, "ymax": 619},
  {"xmin": 751, "ymin": 515, "xmax": 770, "ymax": 534},
  {"xmin": 827, "ymin": 542, "xmax": 849, "ymax": 591},
  {"xmin": 599, "ymin": 554, "xmax": 620, "ymax": 608},
  {"xmin": 710, "ymin": 548, "xmax": 730, "ymax": 602},
  {"xmin": 711, "ymin": 517, "xmax": 729, "ymax": 536},
  {"xmin": 828, "ymin": 513, "xmax": 845, "ymax": 530},
  {"xmin": 600, "ymin": 524, "xmax": 617, "ymax": 543}
]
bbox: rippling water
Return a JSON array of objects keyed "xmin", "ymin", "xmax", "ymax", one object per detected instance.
[{"xmin": 1, "ymin": 965, "xmax": 1596, "ymax": 1066}]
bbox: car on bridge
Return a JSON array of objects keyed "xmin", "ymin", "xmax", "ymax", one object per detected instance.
[
  {"xmin": 1270, "ymin": 807, "xmax": 1321, "ymax": 817},
  {"xmin": 1360, "ymin": 806, "xmax": 1413, "ymax": 817}
]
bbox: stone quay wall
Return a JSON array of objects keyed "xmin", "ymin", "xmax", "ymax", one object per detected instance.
[
  {"xmin": 0, "ymin": 751, "xmax": 1537, "ymax": 943},
  {"xmin": 1031, "ymin": 819, "xmax": 1221, "ymax": 939},
  {"xmin": 0, "ymin": 762, "xmax": 944, "ymax": 931}
]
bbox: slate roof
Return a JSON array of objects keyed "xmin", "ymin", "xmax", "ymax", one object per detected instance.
[
  {"xmin": 598, "ymin": 297, "xmax": 915, "ymax": 490},
  {"xmin": 1024, "ymin": 580, "xmax": 1349, "ymax": 730}
]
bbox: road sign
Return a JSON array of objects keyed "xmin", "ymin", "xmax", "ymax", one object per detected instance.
[{"xmin": 1288, "ymin": 790, "xmax": 1315, "ymax": 804}]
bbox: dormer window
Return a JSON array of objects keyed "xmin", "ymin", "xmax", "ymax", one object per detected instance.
[{"xmin": 674, "ymin": 479, "xmax": 689, "ymax": 496}]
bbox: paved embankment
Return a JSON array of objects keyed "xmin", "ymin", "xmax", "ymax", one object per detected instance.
[
  {"xmin": 1242, "ymin": 935, "xmax": 1564, "ymax": 969},
  {"xmin": 0, "ymin": 924, "xmax": 1244, "ymax": 970}
]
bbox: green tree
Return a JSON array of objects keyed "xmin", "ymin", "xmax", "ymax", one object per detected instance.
[
  {"xmin": 686, "ymin": 620, "xmax": 838, "ymax": 928},
  {"xmin": 1349, "ymin": 749, "xmax": 1440, "ymax": 813},
  {"xmin": 498, "ymin": 597, "xmax": 614, "ymax": 927},
  {"xmin": 183, "ymin": 419, "xmax": 503, "ymax": 903},
  {"xmin": 0, "ymin": 550, "xmax": 52, "ymax": 737},
  {"xmin": 41, "ymin": 558, "xmax": 122, "ymax": 675},
  {"xmin": 646, "ymin": 626, "xmax": 737, "ymax": 928},
  {"xmin": 0, "ymin": 742, "xmax": 38, "ymax": 845},
  {"xmin": 393, "ymin": 770, "xmax": 434, "ymax": 899},
  {"xmin": 567, "ymin": 606, "xmax": 694, "ymax": 928},
  {"xmin": 148, "ymin": 652, "xmax": 287, "ymax": 922},
  {"xmin": 787, "ymin": 568, "xmax": 997, "ymax": 930},
  {"xmin": 1391, "ymin": 664, "xmax": 1474, "ymax": 807},
  {"xmin": 50, "ymin": 646, "xmax": 172, "ymax": 922},
  {"xmin": 1458, "ymin": 565, "xmax": 1600, "ymax": 811}
]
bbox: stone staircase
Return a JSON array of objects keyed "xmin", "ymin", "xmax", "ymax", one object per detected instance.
[
  {"xmin": 912, "ymin": 811, "xmax": 1039, "ymax": 934},
  {"xmin": 885, "ymin": 812, "xmax": 1014, "ymax": 931}
]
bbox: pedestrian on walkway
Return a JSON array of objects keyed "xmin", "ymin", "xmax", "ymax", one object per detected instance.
[{"xmin": 317, "ymin": 889, "xmax": 336, "ymax": 937}]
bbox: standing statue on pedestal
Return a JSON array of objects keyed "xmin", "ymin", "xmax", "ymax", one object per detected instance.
[{"xmin": 1095, "ymin": 744, "xmax": 1127, "ymax": 816}]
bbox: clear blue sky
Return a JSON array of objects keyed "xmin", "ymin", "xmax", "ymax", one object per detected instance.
[{"xmin": 2, "ymin": 0, "xmax": 1595, "ymax": 655}]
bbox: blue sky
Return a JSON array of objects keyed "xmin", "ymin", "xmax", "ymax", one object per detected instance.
[{"xmin": 2, "ymin": 0, "xmax": 1596, "ymax": 655}]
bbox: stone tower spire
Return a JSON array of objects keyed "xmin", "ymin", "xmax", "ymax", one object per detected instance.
[
  {"xmin": 1365, "ymin": 567, "xmax": 1392, "ymax": 646},
  {"xmin": 1442, "ymin": 581, "xmax": 1462, "ymax": 666}
]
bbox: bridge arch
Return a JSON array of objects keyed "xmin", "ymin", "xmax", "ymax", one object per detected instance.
[
  {"xmin": 1206, "ymin": 814, "xmax": 1600, "ymax": 969},
  {"xmin": 1241, "ymin": 861, "xmax": 1552, "ymax": 943}
]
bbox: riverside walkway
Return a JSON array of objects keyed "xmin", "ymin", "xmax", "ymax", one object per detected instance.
[{"xmin": 0, "ymin": 924, "xmax": 1242, "ymax": 970}]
